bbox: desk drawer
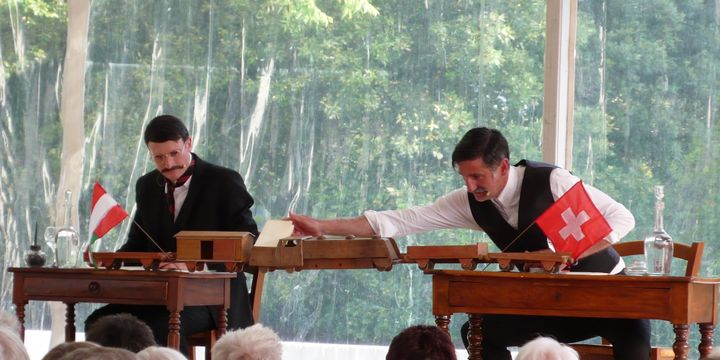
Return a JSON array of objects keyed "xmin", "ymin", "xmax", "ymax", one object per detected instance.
[{"xmin": 23, "ymin": 277, "xmax": 168, "ymax": 303}]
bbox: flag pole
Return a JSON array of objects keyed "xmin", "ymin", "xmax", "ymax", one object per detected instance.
[
  {"xmin": 481, "ymin": 221, "xmax": 537, "ymax": 271},
  {"xmin": 131, "ymin": 219, "xmax": 170, "ymax": 256}
]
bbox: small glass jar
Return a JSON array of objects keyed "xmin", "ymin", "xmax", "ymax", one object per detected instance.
[
  {"xmin": 25, "ymin": 245, "xmax": 47, "ymax": 267},
  {"xmin": 625, "ymin": 259, "xmax": 647, "ymax": 276}
]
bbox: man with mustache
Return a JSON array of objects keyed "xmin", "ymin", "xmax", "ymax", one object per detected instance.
[
  {"xmin": 84, "ymin": 114, "xmax": 259, "ymax": 355},
  {"xmin": 289, "ymin": 127, "xmax": 649, "ymax": 360}
]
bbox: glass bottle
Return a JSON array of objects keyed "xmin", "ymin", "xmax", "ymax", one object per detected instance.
[
  {"xmin": 644, "ymin": 185, "xmax": 673, "ymax": 275},
  {"xmin": 55, "ymin": 190, "xmax": 81, "ymax": 267}
]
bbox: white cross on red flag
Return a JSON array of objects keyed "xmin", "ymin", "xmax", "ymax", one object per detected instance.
[{"xmin": 535, "ymin": 181, "xmax": 612, "ymax": 259}]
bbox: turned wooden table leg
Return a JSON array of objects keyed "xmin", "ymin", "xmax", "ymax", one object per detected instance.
[
  {"xmin": 672, "ymin": 323, "xmax": 690, "ymax": 360},
  {"xmin": 699, "ymin": 323, "xmax": 715, "ymax": 358},
  {"xmin": 65, "ymin": 303, "xmax": 76, "ymax": 342},
  {"xmin": 218, "ymin": 308, "xmax": 228, "ymax": 336},
  {"xmin": 467, "ymin": 314, "xmax": 483, "ymax": 360},
  {"xmin": 15, "ymin": 303, "xmax": 26, "ymax": 341},
  {"xmin": 167, "ymin": 311, "xmax": 181, "ymax": 349},
  {"xmin": 435, "ymin": 314, "xmax": 451, "ymax": 334}
]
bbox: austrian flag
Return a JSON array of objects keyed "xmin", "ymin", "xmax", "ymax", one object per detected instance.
[
  {"xmin": 535, "ymin": 181, "xmax": 612, "ymax": 260},
  {"xmin": 86, "ymin": 182, "xmax": 128, "ymax": 258}
]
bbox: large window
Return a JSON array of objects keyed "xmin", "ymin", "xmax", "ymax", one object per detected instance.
[
  {"xmin": 574, "ymin": 0, "xmax": 720, "ymax": 353},
  {"xmin": 3, "ymin": 0, "xmax": 718, "ymax": 354}
]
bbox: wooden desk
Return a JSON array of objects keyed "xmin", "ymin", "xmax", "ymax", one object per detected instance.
[
  {"xmin": 431, "ymin": 270, "xmax": 720, "ymax": 360},
  {"xmin": 9, "ymin": 267, "xmax": 236, "ymax": 350}
]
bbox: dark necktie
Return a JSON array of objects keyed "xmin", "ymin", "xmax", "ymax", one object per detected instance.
[{"xmin": 166, "ymin": 157, "xmax": 196, "ymax": 216}]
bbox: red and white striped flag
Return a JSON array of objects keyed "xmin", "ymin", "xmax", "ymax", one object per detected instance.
[{"xmin": 85, "ymin": 182, "xmax": 128, "ymax": 264}]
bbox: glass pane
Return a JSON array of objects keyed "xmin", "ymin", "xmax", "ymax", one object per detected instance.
[
  {"xmin": 0, "ymin": 0, "xmax": 68, "ymax": 329},
  {"xmin": 1, "ymin": 0, "xmax": 547, "ymax": 349},
  {"xmin": 575, "ymin": 0, "xmax": 720, "ymax": 354}
]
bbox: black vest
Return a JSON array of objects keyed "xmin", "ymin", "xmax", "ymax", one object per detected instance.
[{"xmin": 467, "ymin": 159, "xmax": 620, "ymax": 272}]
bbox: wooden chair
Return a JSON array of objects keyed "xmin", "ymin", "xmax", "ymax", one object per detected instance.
[
  {"xmin": 571, "ymin": 241, "xmax": 704, "ymax": 360},
  {"xmin": 187, "ymin": 266, "xmax": 266, "ymax": 360}
]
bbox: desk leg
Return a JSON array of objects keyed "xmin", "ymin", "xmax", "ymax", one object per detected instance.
[
  {"xmin": 65, "ymin": 303, "xmax": 76, "ymax": 342},
  {"xmin": 168, "ymin": 311, "xmax": 181, "ymax": 349},
  {"xmin": 699, "ymin": 323, "xmax": 715, "ymax": 358},
  {"xmin": 435, "ymin": 314, "xmax": 451, "ymax": 334},
  {"xmin": 15, "ymin": 302, "xmax": 26, "ymax": 341},
  {"xmin": 218, "ymin": 308, "xmax": 228, "ymax": 336},
  {"xmin": 467, "ymin": 314, "xmax": 483, "ymax": 360},
  {"xmin": 672, "ymin": 323, "xmax": 689, "ymax": 360}
]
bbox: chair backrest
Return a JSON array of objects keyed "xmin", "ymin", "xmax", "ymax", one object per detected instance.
[{"xmin": 611, "ymin": 241, "xmax": 704, "ymax": 277}]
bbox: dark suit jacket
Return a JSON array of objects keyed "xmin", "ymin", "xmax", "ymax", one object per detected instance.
[{"xmin": 119, "ymin": 154, "xmax": 259, "ymax": 329}]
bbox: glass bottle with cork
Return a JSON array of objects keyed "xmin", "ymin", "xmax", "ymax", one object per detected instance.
[
  {"xmin": 54, "ymin": 190, "xmax": 81, "ymax": 267},
  {"xmin": 644, "ymin": 185, "xmax": 673, "ymax": 275}
]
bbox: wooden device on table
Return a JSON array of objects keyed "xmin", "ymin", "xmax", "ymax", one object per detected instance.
[
  {"xmin": 175, "ymin": 231, "xmax": 255, "ymax": 271},
  {"xmin": 92, "ymin": 231, "xmax": 255, "ymax": 272},
  {"xmin": 404, "ymin": 243, "xmax": 573, "ymax": 273},
  {"xmin": 91, "ymin": 252, "xmax": 174, "ymax": 270},
  {"xmin": 250, "ymin": 235, "xmax": 402, "ymax": 272}
]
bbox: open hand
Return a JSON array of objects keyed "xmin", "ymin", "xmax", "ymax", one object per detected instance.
[{"xmin": 286, "ymin": 212, "xmax": 323, "ymax": 236}]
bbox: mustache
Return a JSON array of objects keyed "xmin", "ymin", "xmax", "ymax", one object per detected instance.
[
  {"xmin": 161, "ymin": 165, "xmax": 184, "ymax": 173},
  {"xmin": 473, "ymin": 188, "xmax": 490, "ymax": 197}
]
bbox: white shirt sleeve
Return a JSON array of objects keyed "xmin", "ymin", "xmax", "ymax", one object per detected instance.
[
  {"xmin": 549, "ymin": 169, "xmax": 635, "ymax": 244},
  {"xmin": 363, "ymin": 188, "xmax": 482, "ymax": 238}
]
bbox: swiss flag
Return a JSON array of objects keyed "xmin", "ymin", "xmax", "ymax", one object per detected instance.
[{"xmin": 535, "ymin": 181, "xmax": 612, "ymax": 260}]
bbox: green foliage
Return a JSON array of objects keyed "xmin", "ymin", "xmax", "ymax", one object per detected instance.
[{"xmin": 3, "ymin": 0, "xmax": 720, "ymax": 355}]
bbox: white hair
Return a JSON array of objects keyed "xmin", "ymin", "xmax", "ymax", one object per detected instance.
[
  {"xmin": 704, "ymin": 347, "xmax": 720, "ymax": 360},
  {"xmin": 136, "ymin": 346, "xmax": 187, "ymax": 360},
  {"xmin": 0, "ymin": 310, "xmax": 21, "ymax": 335},
  {"xmin": 0, "ymin": 326, "xmax": 30, "ymax": 360},
  {"xmin": 515, "ymin": 337, "xmax": 579, "ymax": 360},
  {"xmin": 211, "ymin": 324, "xmax": 282, "ymax": 360}
]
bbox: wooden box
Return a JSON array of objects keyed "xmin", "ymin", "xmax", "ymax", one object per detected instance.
[{"xmin": 175, "ymin": 231, "xmax": 255, "ymax": 271}]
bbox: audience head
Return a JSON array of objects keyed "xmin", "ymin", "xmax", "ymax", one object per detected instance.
[
  {"xmin": 212, "ymin": 324, "xmax": 282, "ymax": 360},
  {"xmin": 136, "ymin": 346, "xmax": 187, "ymax": 360},
  {"xmin": 85, "ymin": 313, "xmax": 156, "ymax": 353},
  {"xmin": 42, "ymin": 341, "xmax": 100, "ymax": 360},
  {"xmin": 0, "ymin": 310, "xmax": 22, "ymax": 335},
  {"xmin": 0, "ymin": 309, "xmax": 28, "ymax": 360},
  {"xmin": 702, "ymin": 347, "xmax": 720, "ymax": 360},
  {"xmin": 59, "ymin": 346, "xmax": 138, "ymax": 360},
  {"xmin": 386, "ymin": 325, "xmax": 456, "ymax": 360},
  {"xmin": 515, "ymin": 336, "xmax": 579, "ymax": 360},
  {"xmin": 0, "ymin": 325, "xmax": 29, "ymax": 360}
]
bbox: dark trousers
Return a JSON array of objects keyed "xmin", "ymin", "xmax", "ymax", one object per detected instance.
[
  {"xmin": 84, "ymin": 304, "xmax": 215, "ymax": 355},
  {"xmin": 461, "ymin": 315, "xmax": 651, "ymax": 360}
]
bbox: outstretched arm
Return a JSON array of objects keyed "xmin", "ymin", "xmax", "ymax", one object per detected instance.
[{"xmin": 287, "ymin": 212, "xmax": 376, "ymax": 237}]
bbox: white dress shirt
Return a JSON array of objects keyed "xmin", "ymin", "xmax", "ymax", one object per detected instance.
[
  {"xmin": 364, "ymin": 165, "xmax": 634, "ymax": 273},
  {"xmin": 172, "ymin": 176, "xmax": 192, "ymax": 220}
]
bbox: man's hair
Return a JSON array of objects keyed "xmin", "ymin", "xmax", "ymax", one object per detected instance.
[
  {"xmin": 59, "ymin": 347, "xmax": 138, "ymax": 360},
  {"xmin": 143, "ymin": 115, "xmax": 190, "ymax": 145},
  {"xmin": 386, "ymin": 325, "xmax": 457, "ymax": 360},
  {"xmin": 451, "ymin": 127, "xmax": 509, "ymax": 169},
  {"xmin": 85, "ymin": 313, "xmax": 156, "ymax": 353},
  {"xmin": 211, "ymin": 323, "xmax": 282, "ymax": 360},
  {"xmin": 515, "ymin": 336, "xmax": 579, "ymax": 360},
  {"xmin": 42, "ymin": 341, "xmax": 100, "ymax": 360},
  {"xmin": 136, "ymin": 346, "xmax": 186, "ymax": 360}
]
